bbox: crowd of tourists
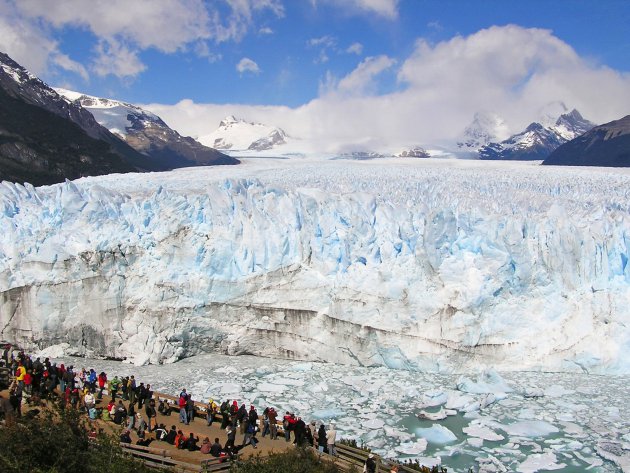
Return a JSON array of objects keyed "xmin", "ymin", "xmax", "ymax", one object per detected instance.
[{"xmin": 0, "ymin": 345, "xmax": 340, "ymax": 459}]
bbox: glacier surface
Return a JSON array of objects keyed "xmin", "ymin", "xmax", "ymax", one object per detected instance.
[{"xmin": 1, "ymin": 157, "xmax": 630, "ymax": 373}]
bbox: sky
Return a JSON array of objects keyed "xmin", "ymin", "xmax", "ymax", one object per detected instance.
[{"xmin": 1, "ymin": 0, "xmax": 630, "ymax": 152}]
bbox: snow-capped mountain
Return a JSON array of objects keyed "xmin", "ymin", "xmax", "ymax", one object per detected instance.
[
  {"xmin": 1, "ymin": 158, "xmax": 628, "ymax": 373},
  {"xmin": 198, "ymin": 116, "xmax": 288, "ymax": 151},
  {"xmin": 396, "ymin": 146, "xmax": 430, "ymax": 158},
  {"xmin": 457, "ymin": 111, "xmax": 510, "ymax": 150},
  {"xmin": 0, "ymin": 52, "xmax": 157, "ymax": 185},
  {"xmin": 56, "ymin": 89, "xmax": 237, "ymax": 168},
  {"xmin": 544, "ymin": 114, "xmax": 630, "ymax": 167},
  {"xmin": 479, "ymin": 109, "xmax": 595, "ymax": 161}
]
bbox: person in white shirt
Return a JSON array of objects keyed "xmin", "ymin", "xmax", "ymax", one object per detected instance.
[
  {"xmin": 84, "ymin": 392, "xmax": 95, "ymax": 411},
  {"xmin": 326, "ymin": 423, "xmax": 337, "ymax": 456}
]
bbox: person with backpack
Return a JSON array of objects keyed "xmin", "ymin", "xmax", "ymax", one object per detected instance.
[{"xmin": 220, "ymin": 400, "xmax": 230, "ymax": 429}]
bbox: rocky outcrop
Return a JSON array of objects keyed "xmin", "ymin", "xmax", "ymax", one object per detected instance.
[{"xmin": 543, "ymin": 115, "xmax": 630, "ymax": 167}]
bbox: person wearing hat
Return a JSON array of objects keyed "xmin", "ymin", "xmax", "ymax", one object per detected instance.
[{"xmin": 363, "ymin": 453, "xmax": 377, "ymax": 473}]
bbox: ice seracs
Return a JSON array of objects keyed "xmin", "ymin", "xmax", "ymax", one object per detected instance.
[{"xmin": 1, "ymin": 158, "xmax": 630, "ymax": 374}]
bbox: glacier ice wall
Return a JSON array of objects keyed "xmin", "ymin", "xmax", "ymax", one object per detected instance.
[{"xmin": 1, "ymin": 161, "xmax": 629, "ymax": 373}]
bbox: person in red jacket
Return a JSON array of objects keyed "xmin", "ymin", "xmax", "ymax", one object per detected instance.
[{"xmin": 97, "ymin": 372, "xmax": 107, "ymax": 400}]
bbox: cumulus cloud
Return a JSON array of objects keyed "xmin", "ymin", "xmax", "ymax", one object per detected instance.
[
  {"xmin": 1, "ymin": 0, "xmax": 282, "ymax": 79},
  {"xmin": 311, "ymin": 0, "xmax": 399, "ymax": 19},
  {"xmin": 259, "ymin": 26, "xmax": 274, "ymax": 35},
  {"xmin": 236, "ymin": 57, "xmax": 261, "ymax": 75},
  {"xmin": 146, "ymin": 25, "xmax": 630, "ymax": 154}
]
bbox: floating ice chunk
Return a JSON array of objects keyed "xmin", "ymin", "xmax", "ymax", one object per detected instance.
[
  {"xmin": 544, "ymin": 385, "xmax": 574, "ymax": 397},
  {"xmin": 416, "ymin": 424, "xmax": 458, "ymax": 444},
  {"xmin": 500, "ymin": 420, "xmax": 559, "ymax": 437},
  {"xmin": 574, "ymin": 451, "xmax": 604, "ymax": 468},
  {"xmin": 522, "ymin": 387, "xmax": 544, "ymax": 398},
  {"xmin": 445, "ymin": 392, "xmax": 475, "ymax": 410},
  {"xmin": 291, "ymin": 362, "xmax": 313, "ymax": 372},
  {"xmin": 418, "ymin": 408, "xmax": 447, "ymax": 421},
  {"xmin": 363, "ymin": 418, "xmax": 385, "ymax": 429},
  {"xmin": 395, "ymin": 438, "xmax": 428, "ymax": 454},
  {"xmin": 422, "ymin": 390, "xmax": 448, "ymax": 406},
  {"xmin": 311, "ymin": 408, "xmax": 346, "ymax": 419},
  {"xmin": 463, "ymin": 423, "xmax": 505, "ymax": 441},
  {"xmin": 596, "ymin": 441, "xmax": 630, "ymax": 472},
  {"xmin": 476, "ymin": 455, "xmax": 507, "ymax": 472},
  {"xmin": 468, "ymin": 437, "xmax": 483, "ymax": 448},
  {"xmin": 218, "ymin": 383, "xmax": 242, "ymax": 394},
  {"xmin": 517, "ymin": 452, "xmax": 566, "ymax": 472},
  {"xmin": 384, "ymin": 425, "xmax": 413, "ymax": 442},
  {"xmin": 456, "ymin": 370, "xmax": 512, "ymax": 395},
  {"xmin": 257, "ymin": 383, "xmax": 286, "ymax": 393}
]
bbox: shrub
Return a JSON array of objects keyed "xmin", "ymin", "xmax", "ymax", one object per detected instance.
[
  {"xmin": 0, "ymin": 405, "xmax": 156, "ymax": 473},
  {"xmin": 230, "ymin": 446, "xmax": 351, "ymax": 473}
]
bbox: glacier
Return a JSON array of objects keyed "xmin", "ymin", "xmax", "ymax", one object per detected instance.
[{"xmin": 1, "ymin": 157, "xmax": 630, "ymax": 373}]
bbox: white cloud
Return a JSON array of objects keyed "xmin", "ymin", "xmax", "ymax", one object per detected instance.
[
  {"xmin": 311, "ymin": 0, "xmax": 399, "ymax": 19},
  {"xmin": 91, "ymin": 39, "xmax": 147, "ymax": 78},
  {"xmin": 346, "ymin": 42, "xmax": 363, "ymax": 55},
  {"xmin": 145, "ymin": 25, "xmax": 630, "ymax": 154},
  {"xmin": 51, "ymin": 53, "xmax": 89, "ymax": 81},
  {"xmin": 322, "ymin": 55, "xmax": 395, "ymax": 97},
  {"xmin": 259, "ymin": 27, "xmax": 274, "ymax": 35},
  {"xmin": 308, "ymin": 35, "xmax": 336, "ymax": 48},
  {"xmin": 2, "ymin": 0, "xmax": 283, "ymax": 80},
  {"xmin": 236, "ymin": 57, "xmax": 261, "ymax": 75}
]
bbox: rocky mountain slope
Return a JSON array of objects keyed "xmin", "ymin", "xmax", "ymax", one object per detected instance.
[
  {"xmin": 479, "ymin": 110, "xmax": 595, "ymax": 161},
  {"xmin": 198, "ymin": 116, "xmax": 288, "ymax": 151},
  {"xmin": 543, "ymin": 115, "xmax": 630, "ymax": 167},
  {"xmin": 56, "ymin": 89, "xmax": 237, "ymax": 168},
  {"xmin": 0, "ymin": 52, "xmax": 157, "ymax": 185}
]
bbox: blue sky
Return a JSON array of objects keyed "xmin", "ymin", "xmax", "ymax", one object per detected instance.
[{"xmin": 1, "ymin": 0, "xmax": 630, "ymax": 151}]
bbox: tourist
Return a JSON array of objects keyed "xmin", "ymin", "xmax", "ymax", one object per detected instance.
[
  {"xmin": 220, "ymin": 399, "xmax": 230, "ymax": 429},
  {"xmin": 185, "ymin": 432, "xmax": 200, "ymax": 451},
  {"xmin": 174, "ymin": 430, "xmax": 185, "ymax": 449},
  {"xmin": 155, "ymin": 423, "xmax": 168, "ymax": 441},
  {"xmin": 283, "ymin": 411, "xmax": 292, "ymax": 442},
  {"xmin": 136, "ymin": 412, "xmax": 147, "ymax": 433},
  {"xmin": 114, "ymin": 400, "xmax": 127, "ymax": 424},
  {"xmin": 237, "ymin": 403, "xmax": 247, "ymax": 433},
  {"xmin": 128, "ymin": 376, "xmax": 136, "ymax": 405},
  {"xmin": 120, "ymin": 429, "xmax": 132, "ymax": 444},
  {"xmin": 158, "ymin": 399, "xmax": 170, "ymax": 416},
  {"xmin": 326, "ymin": 422, "xmax": 337, "ymax": 456},
  {"xmin": 127, "ymin": 401, "xmax": 136, "ymax": 430},
  {"xmin": 210, "ymin": 438, "xmax": 222, "ymax": 457},
  {"xmin": 145, "ymin": 397, "xmax": 157, "ymax": 432},
  {"xmin": 225, "ymin": 425, "xmax": 236, "ymax": 450},
  {"xmin": 97, "ymin": 372, "xmax": 106, "ymax": 400},
  {"xmin": 206, "ymin": 398, "xmax": 217, "ymax": 426},
  {"xmin": 164, "ymin": 425, "xmax": 177, "ymax": 444},
  {"xmin": 294, "ymin": 416, "xmax": 307, "ymax": 445},
  {"xmin": 200, "ymin": 437, "xmax": 212, "ymax": 454},
  {"xmin": 186, "ymin": 394, "xmax": 195, "ymax": 423},
  {"xmin": 364, "ymin": 453, "xmax": 377, "ymax": 473},
  {"xmin": 317, "ymin": 424, "xmax": 327, "ymax": 453},
  {"xmin": 178, "ymin": 392, "xmax": 188, "ymax": 424},
  {"xmin": 268, "ymin": 407, "xmax": 278, "ymax": 439},
  {"xmin": 84, "ymin": 390, "xmax": 95, "ymax": 411}
]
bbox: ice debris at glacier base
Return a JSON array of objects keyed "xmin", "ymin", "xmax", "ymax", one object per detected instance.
[
  {"xmin": 1, "ymin": 157, "xmax": 630, "ymax": 373},
  {"xmin": 47, "ymin": 353, "xmax": 630, "ymax": 473}
]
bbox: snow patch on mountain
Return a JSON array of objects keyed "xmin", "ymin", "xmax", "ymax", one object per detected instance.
[
  {"xmin": 55, "ymin": 88, "xmax": 161, "ymax": 139},
  {"xmin": 198, "ymin": 116, "xmax": 288, "ymax": 151},
  {"xmin": 479, "ymin": 109, "xmax": 595, "ymax": 161}
]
